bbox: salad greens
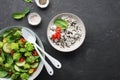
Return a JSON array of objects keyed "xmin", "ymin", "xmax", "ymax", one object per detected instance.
[
  {"xmin": 12, "ymin": 8, "xmax": 30, "ymax": 20},
  {"xmin": 0, "ymin": 28, "xmax": 41, "ymax": 80}
]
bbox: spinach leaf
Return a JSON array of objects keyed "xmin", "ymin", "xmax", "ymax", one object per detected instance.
[
  {"xmin": 0, "ymin": 71, "xmax": 8, "ymax": 78},
  {"xmin": 54, "ymin": 19, "xmax": 68, "ymax": 29},
  {"xmin": 24, "ymin": 0, "xmax": 32, "ymax": 3},
  {"xmin": 6, "ymin": 54, "xmax": 13, "ymax": 64},
  {"xmin": 23, "ymin": 8, "xmax": 30, "ymax": 15},
  {"xmin": 12, "ymin": 13, "xmax": 25, "ymax": 20},
  {"xmin": 12, "ymin": 8, "xmax": 30, "ymax": 20}
]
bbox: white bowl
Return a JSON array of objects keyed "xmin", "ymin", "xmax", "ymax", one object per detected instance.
[
  {"xmin": 0, "ymin": 26, "xmax": 45, "ymax": 80},
  {"xmin": 47, "ymin": 13, "xmax": 86, "ymax": 52},
  {"xmin": 35, "ymin": 0, "xmax": 49, "ymax": 8},
  {"xmin": 28, "ymin": 12, "xmax": 42, "ymax": 26}
]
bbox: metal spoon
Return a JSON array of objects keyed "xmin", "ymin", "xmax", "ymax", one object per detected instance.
[{"xmin": 21, "ymin": 28, "xmax": 62, "ymax": 73}]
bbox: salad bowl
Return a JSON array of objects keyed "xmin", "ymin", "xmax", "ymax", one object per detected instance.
[{"xmin": 0, "ymin": 26, "xmax": 45, "ymax": 80}]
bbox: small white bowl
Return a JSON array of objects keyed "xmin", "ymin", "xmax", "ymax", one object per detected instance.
[
  {"xmin": 28, "ymin": 12, "xmax": 41, "ymax": 26},
  {"xmin": 35, "ymin": 0, "xmax": 49, "ymax": 8},
  {"xmin": 47, "ymin": 13, "xmax": 86, "ymax": 52}
]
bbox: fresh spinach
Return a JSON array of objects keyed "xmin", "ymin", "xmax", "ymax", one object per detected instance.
[{"xmin": 12, "ymin": 8, "xmax": 30, "ymax": 20}]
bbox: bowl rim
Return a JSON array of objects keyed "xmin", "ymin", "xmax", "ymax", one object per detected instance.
[
  {"xmin": 47, "ymin": 13, "xmax": 86, "ymax": 52},
  {"xmin": 0, "ymin": 26, "xmax": 45, "ymax": 80}
]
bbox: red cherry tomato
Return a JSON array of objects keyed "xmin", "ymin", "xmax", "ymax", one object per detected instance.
[
  {"xmin": 56, "ymin": 27, "xmax": 61, "ymax": 32},
  {"xmin": 20, "ymin": 38, "xmax": 26, "ymax": 43},
  {"xmin": 10, "ymin": 50, "xmax": 14, "ymax": 56},
  {"xmin": 19, "ymin": 57, "xmax": 25, "ymax": 62},
  {"xmin": 52, "ymin": 34, "xmax": 57, "ymax": 40},
  {"xmin": 56, "ymin": 32, "xmax": 61, "ymax": 40},
  {"xmin": 32, "ymin": 50, "xmax": 38, "ymax": 56}
]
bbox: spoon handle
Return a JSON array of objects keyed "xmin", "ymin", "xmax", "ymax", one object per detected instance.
[
  {"xmin": 34, "ymin": 45, "xmax": 54, "ymax": 76},
  {"xmin": 34, "ymin": 43, "xmax": 62, "ymax": 69}
]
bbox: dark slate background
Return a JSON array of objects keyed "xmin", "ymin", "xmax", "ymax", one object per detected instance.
[{"xmin": 0, "ymin": 0, "xmax": 120, "ymax": 80}]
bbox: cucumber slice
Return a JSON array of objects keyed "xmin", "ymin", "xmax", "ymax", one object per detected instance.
[
  {"xmin": 31, "ymin": 63, "xmax": 38, "ymax": 68},
  {"xmin": 3, "ymin": 43, "xmax": 12, "ymax": 53},
  {"xmin": 16, "ymin": 61, "xmax": 26, "ymax": 67},
  {"xmin": 14, "ymin": 65, "xmax": 20, "ymax": 72}
]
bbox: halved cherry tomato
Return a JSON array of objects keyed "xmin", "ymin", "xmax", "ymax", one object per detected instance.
[
  {"xmin": 56, "ymin": 27, "xmax": 61, "ymax": 32},
  {"xmin": 10, "ymin": 50, "xmax": 14, "ymax": 56},
  {"xmin": 52, "ymin": 34, "xmax": 57, "ymax": 40},
  {"xmin": 56, "ymin": 32, "xmax": 61, "ymax": 40},
  {"xmin": 33, "ymin": 68, "xmax": 37, "ymax": 72},
  {"xmin": 32, "ymin": 50, "xmax": 38, "ymax": 56},
  {"xmin": 20, "ymin": 38, "xmax": 26, "ymax": 43},
  {"xmin": 19, "ymin": 57, "xmax": 25, "ymax": 62}
]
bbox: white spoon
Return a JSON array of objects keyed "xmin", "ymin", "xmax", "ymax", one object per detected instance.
[
  {"xmin": 21, "ymin": 28, "xmax": 62, "ymax": 72},
  {"xmin": 21, "ymin": 28, "xmax": 53, "ymax": 76}
]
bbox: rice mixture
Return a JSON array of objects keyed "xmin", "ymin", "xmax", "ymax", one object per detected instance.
[{"xmin": 49, "ymin": 16, "xmax": 82, "ymax": 48}]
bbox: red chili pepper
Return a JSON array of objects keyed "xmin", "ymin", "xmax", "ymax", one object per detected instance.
[
  {"xmin": 32, "ymin": 50, "xmax": 38, "ymax": 56},
  {"xmin": 10, "ymin": 50, "xmax": 14, "ymax": 56},
  {"xmin": 20, "ymin": 38, "xmax": 26, "ymax": 43},
  {"xmin": 19, "ymin": 57, "xmax": 25, "ymax": 62},
  {"xmin": 56, "ymin": 27, "xmax": 61, "ymax": 32}
]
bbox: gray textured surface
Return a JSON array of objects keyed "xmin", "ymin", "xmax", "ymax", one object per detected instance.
[{"xmin": 0, "ymin": 0, "xmax": 120, "ymax": 80}]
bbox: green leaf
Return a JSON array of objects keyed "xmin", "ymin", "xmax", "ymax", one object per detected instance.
[
  {"xmin": 0, "ymin": 71, "xmax": 8, "ymax": 78},
  {"xmin": 12, "ymin": 13, "xmax": 25, "ymax": 20},
  {"xmin": 6, "ymin": 54, "xmax": 13, "ymax": 64},
  {"xmin": 23, "ymin": 7, "xmax": 30, "ymax": 15},
  {"xmin": 54, "ymin": 19, "xmax": 68, "ymax": 29},
  {"xmin": 24, "ymin": 0, "xmax": 32, "ymax": 3}
]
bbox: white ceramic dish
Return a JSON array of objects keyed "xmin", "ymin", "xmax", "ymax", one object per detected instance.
[
  {"xmin": 35, "ymin": 0, "xmax": 49, "ymax": 8},
  {"xmin": 0, "ymin": 26, "xmax": 45, "ymax": 80},
  {"xmin": 28, "ymin": 12, "xmax": 41, "ymax": 26},
  {"xmin": 47, "ymin": 13, "xmax": 86, "ymax": 52}
]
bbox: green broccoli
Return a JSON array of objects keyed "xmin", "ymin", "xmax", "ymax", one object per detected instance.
[
  {"xmin": 11, "ymin": 43, "xmax": 19, "ymax": 50},
  {"xmin": 13, "ymin": 53, "xmax": 21, "ymax": 61},
  {"xmin": 4, "ymin": 63, "xmax": 11, "ymax": 68},
  {"xmin": 19, "ymin": 48, "xmax": 27, "ymax": 52},
  {"xmin": 25, "ymin": 42, "xmax": 34, "ymax": 51},
  {"xmin": 20, "ymin": 73, "xmax": 29, "ymax": 80},
  {"xmin": 24, "ymin": 52, "xmax": 31, "ymax": 57},
  {"xmin": 13, "ymin": 30, "xmax": 21, "ymax": 37},
  {"xmin": 26, "ymin": 56, "xmax": 35, "ymax": 63},
  {"xmin": 24, "ymin": 63, "xmax": 30, "ymax": 69}
]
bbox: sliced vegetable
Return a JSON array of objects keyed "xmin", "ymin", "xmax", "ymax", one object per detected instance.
[
  {"xmin": 16, "ymin": 60, "xmax": 26, "ymax": 67},
  {"xmin": 31, "ymin": 63, "xmax": 38, "ymax": 68},
  {"xmin": 54, "ymin": 19, "xmax": 68, "ymax": 29},
  {"xmin": 14, "ymin": 65, "xmax": 20, "ymax": 72},
  {"xmin": 3, "ymin": 43, "xmax": 11, "ymax": 53}
]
